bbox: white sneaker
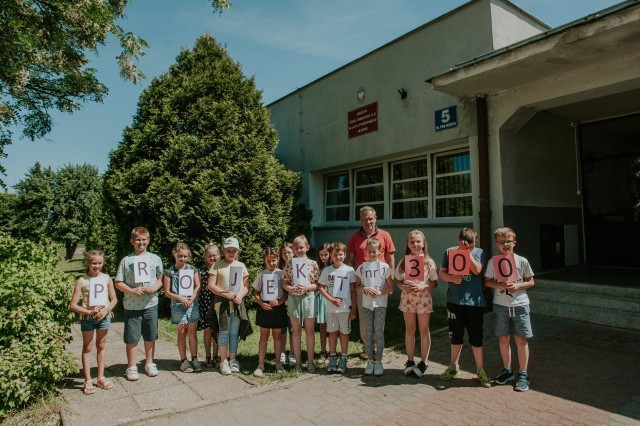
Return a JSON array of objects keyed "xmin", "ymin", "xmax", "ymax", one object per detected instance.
[
  {"xmin": 126, "ymin": 366, "xmax": 139, "ymax": 381},
  {"xmin": 253, "ymin": 365, "xmax": 264, "ymax": 378},
  {"xmin": 230, "ymin": 358, "xmax": 240, "ymax": 373},
  {"xmin": 220, "ymin": 359, "xmax": 232, "ymax": 375},
  {"xmin": 374, "ymin": 361, "xmax": 384, "ymax": 376},
  {"xmin": 280, "ymin": 352, "xmax": 286, "ymax": 365},
  {"xmin": 144, "ymin": 363, "xmax": 159, "ymax": 377},
  {"xmin": 364, "ymin": 361, "xmax": 374, "ymax": 375}
]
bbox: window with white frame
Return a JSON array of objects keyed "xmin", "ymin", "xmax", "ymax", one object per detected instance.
[
  {"xmin": 391, "ymin": 157, "xmax": 429, "ymax": 219},
  {"xmin": 434, "ymin": 150, "xmax": 472, "ymax": 217},
  {"xmin": 354, "ymin": 166, "xmax": 384, "ymax": 220},
  {"xmin": 325, "ymin": 172, "xmax": 350, "ymax": 221},
  {"xmin": 323, "ymin": 149, "xmax": 471, "ymax": 222}
]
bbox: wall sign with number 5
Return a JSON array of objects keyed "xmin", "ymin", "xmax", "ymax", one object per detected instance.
[{"xmin": 435, "ymin": 106, "xmax": 458, "ymax": 131}]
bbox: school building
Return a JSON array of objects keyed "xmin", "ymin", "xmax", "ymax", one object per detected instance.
[{"xmin": 269, "ymin": 0, "xmax": 640, "ymax": 328}]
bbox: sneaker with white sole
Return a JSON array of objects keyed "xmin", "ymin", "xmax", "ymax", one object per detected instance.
[
  {"xmin": 230, "ymin": 358, "xmax": 240, "ymax": 373},
  {"xmin": 126, "ymin": 366, "xmax": 139, "ymax": 381},
  {"xmin": 327, "ymin": 355, "xmax": 338, "ymax": 373},
  {"xmin": 280, "ymin": 352, "xmax": 286, "ymax": 365},
  {"xmin": 413, "ymin": 361, "xmax": 427, "ymax": 378},
  {"xmin": 145, "ymin": 363, "xmax": 159, "ymax": 377},
  {"xmin": 494, "ymin": 368, "xmax": 514, "ymax": 385},
  {"xmin": 514, "ymin": 371, "xmax": 530, "ymax": 392},
  {"xmin": 253, "ymin": 365, "xmax": 264, "ymax": 378},
  {"xmin": 180, "ymin": 359, "xmax": 193, "ymax": 373},
  {"xmin": 220, "ymin": 359, "xmax": 232, "ymax": 375},
  {"xmin": 337, "ymin": 357, "xmax": 348, "ymax": 374},
  {"xmin": 374, "ymin": 361, "xmax": 384, "ymax": 376},
  {"xmin": 289, "ymin": 356, "xmax": 297, "ymax": 368},
  {"xmin": 439, "ymin": 364, "xmax": 461, "ymax": 381},
  {"xmin": 364, "ymin": 361, "xmax": 374, "ymax": 375},
  {"xmin": 477, "ymin": 368, "xmax": 492, "ymax": 388},
  {"xmin": 404, "ymin": 360, "xmax": 416, "ymax": 376},
  {"xmin": 191, "ymin": 359, "xmax": 202, "ymax": 372}
]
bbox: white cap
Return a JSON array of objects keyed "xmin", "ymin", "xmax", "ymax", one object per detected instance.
[{"xmin": 223, "ymin": 237, "xmax": 240, "ymax": 250}]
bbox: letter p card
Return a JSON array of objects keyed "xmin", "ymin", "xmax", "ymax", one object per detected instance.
[{"xmin": 89, "ymin": 276, "xmax": 108, "ymax": 306}]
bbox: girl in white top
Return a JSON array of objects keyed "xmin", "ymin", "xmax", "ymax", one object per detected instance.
[
  {"xmin": 394, "ymin": 230, "xmax": 438, "ymax": 378},
  {"xmin": 69, "ymin": 250, "xmax": 117, "ymax": 395}
]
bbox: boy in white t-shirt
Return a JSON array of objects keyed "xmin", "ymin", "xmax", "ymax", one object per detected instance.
[
  {"xmin": 355, "ymin": 238, "xmax": 393, "ymax": 376},
  {"xmin": 318, "ymin": 242, "xmax": 356, "ymax": 374},
  {"xmin": 484, "ymin": 227, "xmax": 535, "ymax": 392}
]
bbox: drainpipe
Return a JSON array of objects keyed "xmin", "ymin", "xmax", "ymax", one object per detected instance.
[{"xmin": 476, "ymin": 95, "xmax": 491, "ymax": 258}]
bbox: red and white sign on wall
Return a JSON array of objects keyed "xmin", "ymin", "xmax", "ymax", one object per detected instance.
[{"xmin": 348, "ymin": 102, "xmax": 378, "ymax": 139}]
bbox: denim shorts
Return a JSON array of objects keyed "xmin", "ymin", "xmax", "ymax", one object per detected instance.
[
  {"xmin": 123, "ymin": 306, "xmax": 158, "ymax": 344},
  {"xmin": 170, "ymin": 300, "xmax": 200, "ymax": 325},
  {"xmin": 494, "ymin": 304, "xmax": 533, "ymax": 338},
  {"xmin": 80, "ymin": 317, "xmax": 112, "ymax": 332}
]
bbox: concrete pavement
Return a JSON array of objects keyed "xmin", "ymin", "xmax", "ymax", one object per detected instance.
[{"xmin": 60, "ymin": 313, "xmax": 640, "ymax": 425}]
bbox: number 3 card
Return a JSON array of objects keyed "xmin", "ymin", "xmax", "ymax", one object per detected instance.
[{"xmin": 403, "ymin": 255, "xmax": 424, "ymax": 282}]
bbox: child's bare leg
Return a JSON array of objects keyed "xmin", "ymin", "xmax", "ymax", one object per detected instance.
[
  {"xmin": 95, "ymin": 330, "xmax": 108, "ymax": 379},
  {"xmin": 81, "ymin": 331, "xmax": 95, "ymax": 382},
  {"xmin": 219, "ymin": 345, "xmax": 228, "ymax": 361},
  {"xmin": 339, "ymin": 332, "xmax": 349, "ymax": 355},
  {"xmin": 514, "ymin": 335, "xmax": 529, "ymax": 371},
  {"xmin": 320, "ymin": 323, "xmax": 327, "ymax": 353},
  {"xmin": 450, "ymin": 343, "xmax": 462, "ymax": 367},
  {"xmin": 204, "ymin": 328, "xmax": 212, "ymax": 359},
  {"xmin": 304, "ymin": 318, "xmax": 315, "ymax": 364},
  {"xmin": 417, "ymin": 313, "xmax": 431, "ymax": 362},
  {"xmin": 187, "ymin": 322, "xmax": 198, "ymax": 358},
  {"xmin": 126, "ymin": 343, "xmax": 138, "ymax": 368},
  {"xmin": 472, "ymin": 345, "xmax": 484, "ymax": 371},
  {"xmin": 177, "ymin": 324, "xmax": 188, "ymax": 360},
  {"xmin": 291, "ymin": 318, "xmax": 303, "ymax": 365},
  {"xmin": 403, "ymin": 312, "xmax": 417, "ymax": 361},
  {"xmin": 499, "ymin": 335, "xmax": 512, "ymax": 369},
  {"xmin": 329, "ymin": 331, "xmax": 338, "ymax": 354},
  {"xmin": 258, "ymin": 327, "xmax": 270, "ymax": 365},
  {"xmin": 272, "ymin": 328, "xmax": 283, "ymax": 363},
  {"xmin": 143, "ymin": 341, "xmax": 155, "ymax": 365}
]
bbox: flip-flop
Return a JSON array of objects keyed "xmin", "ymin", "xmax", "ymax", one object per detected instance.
[
  {"xmin": 96, "ymin": 377, "xmax": 113, "ymax": 390},
  {"xmin": 83, "ymin": 381, "xmax": 95, "ymax": 395},
  {"xmin": 212, "ymin": 356, "xmax": 221, "ymax": 368}
]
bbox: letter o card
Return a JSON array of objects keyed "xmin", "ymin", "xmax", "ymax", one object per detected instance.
[
  {"xmin": 493, "ymin": 253, "xmax": 518, "ymax": 283},
  {"xmin": 292, "ymin": 258, "xmax": 310, "ymax": 286},
  {"xmin": 89, "ymin": 276, "xmax": 108, "ymax": 306},
  {"xmin": 332, "ymin": 271, "xmax": 350, "ymax": 298},
  {"xmin": 229, "ymin": 266, "xmax": 244, "ymax": 293},
  {"xmin": 178, "ymin": 269, "xmax": 195, "ymax": 297},
  {"xmin": 448, "ymin": 249, "xmax": 471, "ymax": 276},
  {"xmin": 404, "ymin": 255, "xmax": 424, "ymax": 282},
  {"xmin": 261, "ymin": 273, "xmax": 278, "ymax": 301}
]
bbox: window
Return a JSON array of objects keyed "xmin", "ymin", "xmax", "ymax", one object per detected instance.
[
  {"xmin": 434, "ymin": 151, "xmax": 472, "ymax": 217},
  {"xmin": 325, "ymin": 172, "xmax": 350, "ymax": 221},
  {"xmin": 391, "ymin": 157, "xmax": 429, "ymax": 219},
  {"xmin": 323, "ymin": 149, "xmax": 471, "ymax": 222}
]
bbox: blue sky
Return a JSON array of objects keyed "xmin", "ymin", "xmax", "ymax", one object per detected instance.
[{"xmin": 2, "ymin": 0, "xmax": 624, "ymax": 190}]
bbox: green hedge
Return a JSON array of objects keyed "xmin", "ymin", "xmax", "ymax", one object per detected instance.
[{"xmin": 0, "ymin": 233, "xmax": 77, "ymax": 416}]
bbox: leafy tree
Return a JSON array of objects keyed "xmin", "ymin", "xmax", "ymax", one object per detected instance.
[
  {"xmin": 0, "ymin": 192, "xmax": 17, "ymax": 231},
  {"xmin": 103, "ymin": 35, "xmax": 304, "ymax": 273},
  {"xmin": 11, "ymin": 162, "xmax": 55, "ymax": 240},
  {"xmin": 48, "ymin": 164, "xmax": 102, "ymax": 259},
  {"xmin": 0, "ymin": 233, "xmax": 76, "ymax": 415},
  {"xmin": 0, "ymin": 0, "xmax": 231, "ymax": 184}
]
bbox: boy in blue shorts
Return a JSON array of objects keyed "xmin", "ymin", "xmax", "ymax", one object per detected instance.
[
  {"xmin": 115, "ymin": 226, "xmax": 164, "ymax": 381},
  {"xmin": 484, "ymin": 227, "xmax": 534, "ymax": 391},
  {"xmin": 438, "ymin": 227, "xmax": 490, "ymax": 388}
]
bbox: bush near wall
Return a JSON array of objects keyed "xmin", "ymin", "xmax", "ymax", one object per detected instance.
[{"xmin": 0, "ymin": 233, "xmax": 77, "ymax": 416}]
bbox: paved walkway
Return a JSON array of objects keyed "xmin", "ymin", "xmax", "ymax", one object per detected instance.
[{"xmin": 60, "ymin": 313, "xmax": 640, "ymax": 425}]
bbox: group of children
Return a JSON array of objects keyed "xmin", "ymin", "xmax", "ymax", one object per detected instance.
[{"xmin": 70, "ymin": 223, "xmax": 534, "ymax": 395}]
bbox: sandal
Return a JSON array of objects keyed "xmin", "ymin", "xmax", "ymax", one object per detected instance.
[
  {"xmin": 96, "ymin": 377, "xmax": 113, "ymax": 390},
  {"xmin": 205, "ymin": 357, "xmax": 214, "ymax": 368},
  {"xmin": 83, "ymin": 381, "xmax": 95, "ymax": 395},
  {"xmin": 212, "ymin": 356, "xmax": 221, "ymax": 369}
]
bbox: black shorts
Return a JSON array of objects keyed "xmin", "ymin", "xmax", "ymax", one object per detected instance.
[
  {"xmin": 256, "ymin": 303, "xmax": 288, "ymax": 329},
  {"xmin": 446, "ymin": 303, "xmax": 484, "ymax": 347}
]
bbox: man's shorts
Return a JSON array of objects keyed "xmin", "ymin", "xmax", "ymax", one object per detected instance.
[
  {"xmin": 80, "ymin": 317, "xmax": 111, "ymax": 332},
  {"xmin": 494, "ymin": 304, "xmax": 533, "ymax": 338},
  {"xmin": 326, "ymin": 311, "xmax": 351, "ymax": 334},
  {"xmin": 123, "ymin": 306, "xmax": 158, "ymax": 344}
]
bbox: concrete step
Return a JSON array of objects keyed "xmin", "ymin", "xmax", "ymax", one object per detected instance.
[
  {"xmin": 531, "ymin": 300, "xmax": 640, "ymax": 331},
  {"xmin": 528, "ymin": 279, "xmax": 640, "ymax": 330}
]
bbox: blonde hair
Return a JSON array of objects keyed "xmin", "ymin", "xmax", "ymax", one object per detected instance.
[
  {"xmin": 366, "ymin": 238, "xmax": 381, "ymax": 251},
  {"xmin": 399, "ymin": 230, "xmax": 431, "ymax": 274},
  {"xmin": 494, "ymin": 227, "xmax": 516, "ymax": 240},
  {"xmin": 83, "ymin": 250, "xmax": 104, "ymax": 272},
  {"xmin": 292, "ymin": 234, "xmax": 309, "ymax": 247},
  {"xmin": 131, "ymin": 226, "xmax": 150, "ymax": 239},
  {"xmin": 172, "ymin": 242, "xmax": 191, "ymax": 257}
]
